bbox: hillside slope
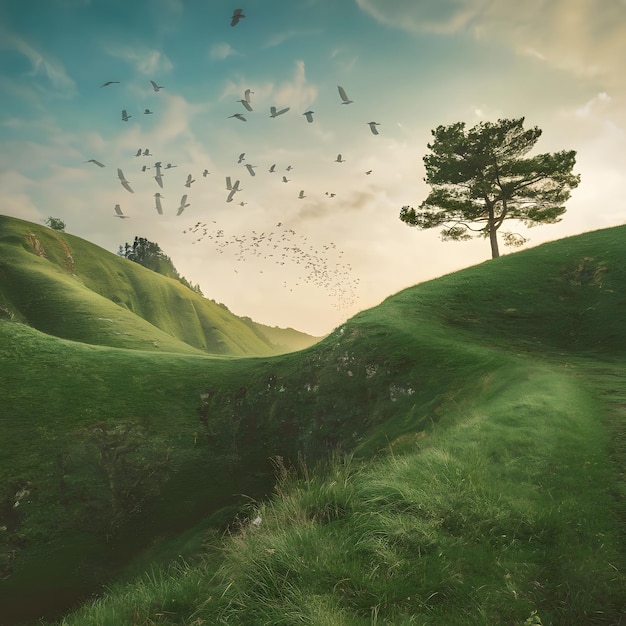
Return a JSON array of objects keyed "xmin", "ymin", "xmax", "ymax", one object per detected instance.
[
  {"xmin": 1, "ymin": 225, "xmax": 624, "ymax": 624},
  {"xmin": 0, "ymin": 215, "xmax": 320, "ymax": 356}
]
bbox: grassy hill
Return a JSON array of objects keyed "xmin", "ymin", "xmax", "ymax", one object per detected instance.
[
  {"xmin": 0, "ymin": 215, "xmax": 320, "ymax": 356},
  {"xmin": 0, "ymin": 223, "xmax": 624, "ymax": 625}
]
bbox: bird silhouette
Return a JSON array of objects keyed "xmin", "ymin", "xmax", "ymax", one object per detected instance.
[
  {"xmin": 335, "ymin": 154, "xmax": 345, "ymax": 163},
  {"xmin": 303, "ymin": 110, "xmax": 314, "ymax": 123},
  {"xmin": 143, "ymin": 108, "xmax": 153, "ymax": 115},
  {"xmin": 117, "ymin": 169, "xmax": 134, "ymax": 193},
  {"xmin": 150, "ymin": 80, "xmax": 164, "ymax": 91},
  {"xmin": 231, "ymin": 9, "xmax": 245, "ymax": 26},
  {"xmin": 298, "ymin": 190, "xmax": 306, "ymax": 199},
  {"xmin": 154, "ymin": 193, "xmax": 164, "ymax": 215},
  {"xmin": 338, "ymin": 85, "xmax": 353, "ymax": 104},
  {"xmin": 203, "ymin": 169, "xmax": 210, "ymax": 177},
  {"xmin": 121, "ymin": 110, "xmax": 132, "ymax": 122},
  {"xmin": 229, "ymin": 113, "xmax": 247, "ymax": 122},
  {"xmin": 100, "ymin": 81, "xmax": 119, "ymax": 87},
  {"xmin": 270, "ymin": 106, "xmax": 290, "ymax": 118},
  {"xmin": 245, "ymin": 164, "xmax": 257, "ymax": 176},
  {"xmin": 269, "ymin": 164, "xmax": 276, "ymax": 173},
  {"xmin": 185, "ymin": 174, "xmax": 195, "ymax": 187},
  {"xmin": 367, "ymin": 121, "xmax": 380, "ymax": 135},
  {"xmin": 85, "ymin": 159, "xmax": 105, "ymax": 167},
  {"xmin": 113, "ymin": 204, "xmax": 129, "ymax": 218},
  {"xmin": 238, "ymin": 99, "xmax": 253, "ymax": 112},
  {"xmin": 177, "ymin": 194, "xmax": 190, "ymax": 216},
  {"xmin": 238, "ymin": 153, "xmax": 246, "ymax": 163}
]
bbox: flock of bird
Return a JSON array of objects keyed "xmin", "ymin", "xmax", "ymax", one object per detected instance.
[{"xmin": 83, "ymin": 8, "xmax": 385, "ymax": 308}]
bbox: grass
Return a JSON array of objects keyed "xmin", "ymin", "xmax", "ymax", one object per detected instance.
[{"xmin": 1, "ymin": 220, "xmax": 625, "ymax": 624}]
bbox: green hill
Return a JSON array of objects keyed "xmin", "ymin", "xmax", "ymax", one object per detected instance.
[
  {"xmin": 0, "ymin": 223, "xmax": 624, "ymax": 625},
  {"xmin": 0, "ymin": 215, "xmax": 320, "ymax": 356}
]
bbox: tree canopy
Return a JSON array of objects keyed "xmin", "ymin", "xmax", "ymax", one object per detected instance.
[
  {"xmin": 400, "ymin": 118, "xmax": 580, "ymax": 258},
  {"xmin": 118, "ymin": 236, "xmax": 203, "ymax": 294},
  {"xmin": 45, "ymin": 216, "xmax": 66, "ymax": 232}
]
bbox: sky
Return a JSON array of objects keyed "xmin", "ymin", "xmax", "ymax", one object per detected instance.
[{"xmin": 0, "ymin": 0, "xmax": 625, "ymax": 337}]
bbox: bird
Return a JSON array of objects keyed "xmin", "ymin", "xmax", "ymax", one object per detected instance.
[
  {"xmin": 121, "ymin": 110, "xmax": 132, "ymax": 122},
  {"xmin": 231, "ymin": 8, "xmax": 245, "ymax": 26},
  {"xmin": 245, "ymin": 164, "xmax": 257, "ymax": 176},
  {"xmin": 135, "ymin": 149, "xmax": 142, "ymax": 157},
  {"xmin": 143, "ymin": 148, "xmax": 151, "ymax": 156},
  {"xmin": 141, "ymin": 165, "xmax": 150, "ymax": 172},
  {"xmin": 113, "ymin": 204, "xmax": 129, "ymax": 218},
  {"xmin": 365, "ymin": 170, "xmax": 373, "ymax": 175},
  {"xmin": 226, "ymin": 189, "xmax": 237, "ymax": 202},
  {"xmin": 84, "ymin": 159, "xmax": 105, "ymax": 167},
  {"xmin": 154, "ymin": 193, "xmax": 164, "ymax": 215},
  {"xmin": 338, "ymin": 85, "xmax": 353, "ymax": 104},
  {"xmin": 367, "ymin": 121, "xmax": 381, "ymax": 135},
  {"xmin": 177, "ymin": 194, "xmax": 190, "ymax": 216},
  {"xmin": 325, "ymin": 192, "xmax": 336, "ymax": 197},
  {"xmin": 100, "ymin": 81, "xmax": 119, "ymax": 87},
  {"xmin": 185, "ymin": 174, "xmax": 195, "ymax": 188},
  {"xmin": 270, "ymin": 106, "xmax": 290, "ymax": 117},
  {"xmin": 238, "ymin": 153, "xmax": 246, "ymax": 163},
  {"xmin": 238, "ymin": 99, "xmax": 253, "ymax": 112},
  {"xmin": 203, "ymin": 169, "xmax": 210, "ymax": 177},
  {"xmin": 244, "ymin": 88, "xmax": 254, "ymax": 103},
  {"xmin": 303, "ymin": 110, "xmax": 314, "ymax": 123},
  {"xmin": 298, "ymin": 190, "xmax": 306, "ymax": 199},
  {"xmin": 150, "ymin": 80, "xmax": 164, "ymax": 91},
  {"xmin": 286, "ymin": 165, "xmax": 293, "ymax": 171},
  {"xmin": 226, "ymin": 176, "xmax": 233, "ymax": 190},
  {"xmin": 143, "ymin": 109, "xmax": 153, "ymax": 115},
  {"xmin": 239, "ymin": 201, "xmax": 247, "ymax": 206},
  {"xmin": 269, "ymin": 164, "xmax": 276, "ymax": 173},
  {"xmin": 165, "ymin": 163, "xmax": 177, "ymax": 169},
  {"xmin": 229, "ymin": 113, "xmax": 247, "ymax": 122},
  {"xmin": 154, "ymin": 169, "xmax": 164, "ymax": 188},
  {"xmin": 117, "ymin": 169, "xmax": 134, "ymax": 193},
  {"xmin": 282, "ymin": 176, "xmax": 290, "ymax": 183},
  {"xmin": 335, "ymin": 154, "xmax": 345, "ymax": 163}
]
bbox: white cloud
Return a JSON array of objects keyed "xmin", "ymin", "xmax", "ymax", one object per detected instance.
[
  {"xmin": 104, "ymin": 43, "xmax": 173, "ymax": 76},
  {"xmin": 209, "ymin": 42, "xmax": 240, "ymax": 61},
  {"xmin": 0, "ymin": 27, "xmax": 76, "ymax": 95}
]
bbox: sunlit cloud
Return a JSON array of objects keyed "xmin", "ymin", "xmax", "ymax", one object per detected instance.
[{"xmin": 209, "ymin": 42, "xmax": 240, "ymax": 61}]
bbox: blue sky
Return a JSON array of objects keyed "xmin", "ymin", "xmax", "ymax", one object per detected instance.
[{"xmin": 1, "ymin": 0, "xmax": 625, "ymax": 335}]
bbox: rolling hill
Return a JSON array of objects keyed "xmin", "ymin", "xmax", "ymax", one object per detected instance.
[
  {"xmin": 0, "ymin": 220, "xmax": 624, "ymax": 625},
  {"xmin": 0, "ymin": 215, "xmax": 320, "ymax": 356}
]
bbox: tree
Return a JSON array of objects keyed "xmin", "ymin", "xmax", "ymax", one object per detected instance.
[
  {"xmin": 45, "ymin": 216, "xmax": 66, "ymax": 232},
  {"xmin": 400, "ymin": 118, "xmax": 580, "ymax": 258}
]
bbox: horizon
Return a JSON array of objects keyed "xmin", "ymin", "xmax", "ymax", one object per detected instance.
[{"xmin": 1, "ymin": 0, "xmax": 624, "ymax": 336}]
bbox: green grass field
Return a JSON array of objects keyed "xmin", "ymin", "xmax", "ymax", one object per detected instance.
[{"xmin": 0, "ymin": 217, "xmax": 624, "ymax": 625}]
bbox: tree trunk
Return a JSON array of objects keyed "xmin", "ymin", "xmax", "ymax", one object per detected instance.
[{"xmin": 489, "ymin": 224, "xmax": 500, "ymax": 258}]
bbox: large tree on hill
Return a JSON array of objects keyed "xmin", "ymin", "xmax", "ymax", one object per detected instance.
[{"xmin": 400, "ymin": 118, "xmax": 580, "ymax": 259}]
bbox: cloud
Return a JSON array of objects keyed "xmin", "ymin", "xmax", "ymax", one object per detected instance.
[
  {"xmin": 209, "ymin": 42, "xmax": 240, "ymax": 61},
  {"xmin": 104, "ymin": 43, "xmax": 173, "ymax": 76},
  {"xmin": 0, "ymin": 27, "xmax": 76, "ymax": 95},
  {"xmin": 356, "ymin": 0, "xmax": 626, "ymax": 90}
]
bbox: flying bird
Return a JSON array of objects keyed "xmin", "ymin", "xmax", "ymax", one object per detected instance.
[
  {"xmin": 303, "ymin": 110, "xmax": 314, "ymax": 123},
  {"xmin": 229, "ymin": 113, "xmax": 247, "ymax": 122},
  {"xmin": 226, "ymin": 177, "xmax": 242, "ymax": 191},
  {"xmin": 245, "ymin": 164, "xmax": 257, "ymax": 176},
  {"xmin": 113, "ymin": 204, "xmax": 129, "ymax": 218},
  {"xmin": 282, "ymin": 175, "xmax": 290, "ymax": 183},
  {"xmin": 337, "ymin": 85, "xmax": 353, "ymax": 104},
  {"xmin": 298, "ymin": 190, "xmax": 306, "ymax": 199},
  {"xmin": 121, "ymin": 110, "xmax": 132, "ymax": 122},
  {"xmin": 150, "ymin": 80, "xmax": 164, "ymax": 91},
  {"xmin": 231, "ymin": 8, "xmax": 245, "ymax": 26},
  {"xmin": 165, "ymin": 163, "xmax": 177, "ymax": 169},
  {"xmin": 84, "ymin": 159, "xmax": 105, "ymax": 167},
  {"xmin": 365, "ymin": 170, "xmax": 373, "ymax": 175},
  {"xmin": 154, "ymin": 165, "xmax": 164, "ymax": 188},
  {"xmin": 238, "ymin": 153, "xmax": 246, "ymax": 163},
  {"xmin": 203, "ymin": 169, "xmax": 210, "ymax": 177},
  {"xmin": 143, "ymin": 109, "xmax": 153, "ymax": 115},
  {"xmin": 269, "ymin": 164, "xmax": 276, "ymax": 173},
  {"xmin": 270, "ymin": 106, "xmax": 290, "ymax": 118},
  {"xmin": 117, "ymin": 168, "xmax": 134, "ymax": 193},
  {"xmin": 244, "ymin": 88, "xmax": 253, "ymax": 103},
  {"xmin": 335, "ymin": 154, "xmax": 345, "ymax": 163},
  {"xmin": 185, "ymin": 174, "xmax": 195, "ymax": 187},
  {"xmin": 141, "ymin": 165, "xmax": 150, "ymax": 172},
  {"xmin": 226, "ymin": 189, "xmax": 237, "ymax": 202},
  {"xmin": 177, "ymin": 194, "xmax": 190, "ymax": 216},
  {"xmin": 135, "ymin": 149, "xmax": 142, "ymax": 157},
  {"xmin": 100, "ymin": 81, "xmax": 119, "ymax": 87},
  {"xmin": 154, "ymin": 193, "xmax": 164, "ymax": 215},
  {"xmin": 143, "ymin": 148, "xmax": 151, "ymax": 156},
  {"xmin": 238, "ymin": 99, "xmax": 253, "ymax": 112},
  {"xmin": 367, "ymin": 121, "xmax": 381, "ymax": 135},
  {"xmin": 286, "ymin": 165, "xmax": 293, "ymax": 171}
]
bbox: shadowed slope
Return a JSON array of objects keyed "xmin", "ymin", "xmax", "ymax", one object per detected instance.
[{"xmin": 0, "ymin": 215, "xmax": 319, "ymax": 356}]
